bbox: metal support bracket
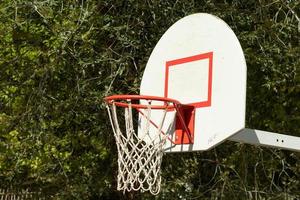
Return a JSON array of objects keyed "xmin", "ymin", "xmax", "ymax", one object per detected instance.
[
  {"xmin": 174, "ymin": 105, "xmax": 195, "ymax": 144},
  {"xmin": 228, "ymin": 128, "xmax": 300, "ymax": 152}
]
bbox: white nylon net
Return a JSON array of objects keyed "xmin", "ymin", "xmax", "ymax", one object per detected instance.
[{"xmin": 106, "ymin": 100, "xmax": 169, "ymax": 195}]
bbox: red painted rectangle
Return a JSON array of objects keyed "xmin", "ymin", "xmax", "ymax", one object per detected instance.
[{"xmin": 164, "ymin": 52, "xmax": 213, "ymax": 108}]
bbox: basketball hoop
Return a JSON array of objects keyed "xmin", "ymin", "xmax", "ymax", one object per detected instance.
[
  {"xmin": 103, "ymin": 12, "xmax": 300, "ymax": 195},
  {"xmin": 104, "ymin": 95, "xmax": 193, "ymax": 195}
]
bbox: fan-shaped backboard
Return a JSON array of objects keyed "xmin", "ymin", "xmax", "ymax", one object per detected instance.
[{"xmin": 139, "ymin": 13, "xmax": 247, "ymax": 152}]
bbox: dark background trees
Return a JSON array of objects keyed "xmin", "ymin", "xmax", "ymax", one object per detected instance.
[{"xmin": 0, "ymin": 0, "xmax": 299, "ymax": 199}]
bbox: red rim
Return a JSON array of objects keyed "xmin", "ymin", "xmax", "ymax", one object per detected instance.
[{"xmin": 104, "ymin": 95, "xmax": 182, "ymax": 109}]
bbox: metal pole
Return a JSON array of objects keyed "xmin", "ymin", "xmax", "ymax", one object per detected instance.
[{"xmin": 228, "ymin": 128, "xmax": 300, "ymax": 152}]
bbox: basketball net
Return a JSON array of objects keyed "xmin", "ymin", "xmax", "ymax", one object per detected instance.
[{"xmin": 106, "ymin": 100, "xmax": 169, "ymax": 195}]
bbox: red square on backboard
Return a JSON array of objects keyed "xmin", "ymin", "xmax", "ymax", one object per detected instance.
[{"xmin": 164, "ymin": 52, "xmax": 213, "ymax": 108}]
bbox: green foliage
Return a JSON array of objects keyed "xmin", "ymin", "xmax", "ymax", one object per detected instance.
[{"xmin": 0, "ymin": 0, "xmax": 299, "ymax": 199}]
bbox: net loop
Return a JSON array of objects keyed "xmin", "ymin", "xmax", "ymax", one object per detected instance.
[{"xmin": 105, "ymin": 97, "xmax": 171, "ymax": 195}]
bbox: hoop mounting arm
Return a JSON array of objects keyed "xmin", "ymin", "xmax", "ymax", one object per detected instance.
[{"xmin": 174, "ymin": 104, "xmax": 195, "ymax": 144}]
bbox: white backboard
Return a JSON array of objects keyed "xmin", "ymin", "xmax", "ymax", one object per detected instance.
[{"xmin": 139, "ymin": 13, "xmax": 247, "ymax": 152}]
